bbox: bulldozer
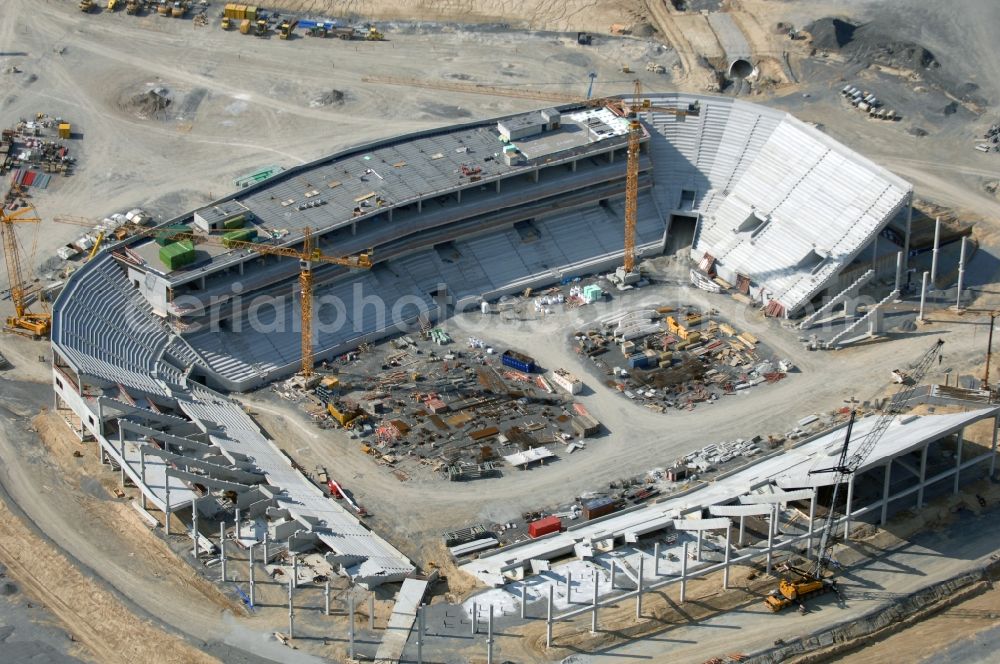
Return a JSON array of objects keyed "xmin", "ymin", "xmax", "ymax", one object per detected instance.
[
  {"xmin": 79, "ymin": 0, "xmax": 96, "ymax": 12},
  {"xmin": 364, "ymin": 25, "xmax": 384, "ymax": 41},
  {"xmin": 278, "ymin": 19, "xmax": 298, "ymax": 40},
  {"xmin": 125, "ymin": 0, "xmax": 141, "ymax": 14},
  {"xmin": 108, "ymin": 0, "xmax": 120, "ymax": 10},
  {"xmin": 764, "ymin": 564, "xmax": 837, "ymax": 612}
]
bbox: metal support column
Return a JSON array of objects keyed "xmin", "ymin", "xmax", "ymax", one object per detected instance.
[
  {"xmin": 739, "ymin": 514, "xmax": 745, "ymax": 546},
  {"xmin": 192, "ymin": 497, "xmax": 199, "ymax": 560},
  {"xmin": 139, "ymin": 448, "xmax": 147, "ymax": 510},
  {"xmin": 324, "ymin": 579, "xmax": 330, "ymax": 616},
  {"xmin": 653, "ymin": 542, "xmax": 660, "ymax": 575},
  {"xmin": 566, "ymin": 571, "xmax": 572, "ymax": 604},
  {"xmin": 881, "ymin": 460, "xmax": 892, "ymax": 526},
  {"xmin": 931, "ymin": 216, "xmax": 941, "ymax": 283},
  {"xmin": 635, "ymin": 556, "xmax": 644, "ymax": 620},
  {"xmin": 902, "ymin": 193, "xmax": 913, "ymax": 274},
  {"xmin": 520, "ymin": 584, "xmax": 526, "ymax": 619},
  {"xmin": 609, "ymin": 560, "xmax": 616, "ymax": 590},
  {"xmin": 263, "ymin": 530, "xmax": 268, "ymax": 562},
  {"xmin": 471, "ymin": 601, "xmax": 477, "ymax": 635},
  {"xmin": 235, "ymin": 508, "xmax": 241, "ymax": 541},
  {"xmin": 954, "ymin": 428, "xmax": 964, "ymax": 495},
  {"xmin": 370, "ymin": 593, "xmax": 375, "ymax": 630},
  {"xmin": 894, "ymin": 250, "xmax": 904, "ymax": 294},
  {"xmin": 291, "ymin": 554, "xmax": 298, "ymax": 589},
  {"xmin": 696, "ymin": 529, "xmax": 703, "ymax": 562},
  {"xmin": 164, "ymin": 479, "xmax": 171, "ymax": 536},
  {"xmin": 680, "ymin": 541, "xmax": 688, "ymax": 603}
]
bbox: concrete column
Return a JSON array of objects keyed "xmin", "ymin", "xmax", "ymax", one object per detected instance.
[
  {"xmin": 635, "ymin": 555, "xmax": 644, "ymax": 620},
  {"xmin": 369, "ymin": 593, "xmax": 375, "ymax": 630},
  {"xmin": 520, "ymin": 584, "xmax": 526, "ymax": 619},
  {"xmin": 902, "ymin": 193, "xmax": 913, "ymax": 274},
  {"xmin": 844, "ymin": 475, "xmax": 855, "ymax": 540},
  {"xmin": 348, "ymin": 593, "xmax": 355, "ymax": 660},
  {"xmin": 696, "ymin": 529, "xmax": 703, "ymax": 562},
  {"xmin": 471, "ymin": 601, "xmax": 477, "ymax": 635},
  {"xmin": 249, "ymin": 543, "xmax": 255, "ymax": 607},
  {"xmin": 609, "ymin": 149, "xmax": 615, "ymax": 164},
  {"xmin": 416, "ymin": 604, "xmax": 424, "ymax": 664},
  {"xmin": 292, "ymin": 554, "xmax": 298, "ymax": 589},
  {"xmin": 287, "ymin": 579, "xmax": 294, "ymax": 639},
  {"xmin": 931, "ymin": 216, "xmax": 941, "ymax": 283},
  {"xmin": 954, "ymin": 428, "xmax": 964, "ymax": 495},
  {"xmin": 917, "ymin": 443, "xmax": 929, "ymax": 508},
  {"xmin": 199, "ymin": 275, "xmax": 206, "ymax": 290},
  {"xmin": 872, "ymin": 233, "xmax": 878, "ymax": 270},
  {"xmin": 387, "ymin": 207, "xmax": 393, "ymax": 222},
  {"xmin": 653, "ymin": 542, "xmax": 660, "ymax": 575},
  {"xmin": 956, "ymin": 236, "xmax": 968, "ymax": 309},
  {"xmin": 919, "ymin": 271, "xmax": 929, "ymax": 322},
  {"xmin": 164, "ymin": 479, "xmax": 171, "ymax": 536},
  {"xmin": 566, "ymin": 571, "xmax": 572, "ymax": 604},
  {"xmin": 546, "ymin": 585, "xmax": 553, "ymax": 649},
  {"xmin": 532, "ymin": 168, "xmax": 539, "ymax": 183},
  {"xmin": 456, "ymin": 189, "xmax": 462, "ymax": 203},
  {"xmin": 495, "ymin": 179, "xmax": 500, "ymax": 193},
  {"xmin": 139, "ymin": 448, "xmax": 147, "ymax": 510},
  {"xmin": 324, "ymin": 579, "xmax": 330, "ymax": 616},
  {"xmin": 881, "ymin": 461, "xmax": 892, "ymax": 526},
  {"xmin": 991, "ymin": 415, "xmax": 999, "ymax": 479},
  {"xmin": 591, "ymin": 569, "xmax": 599, "ymax": 634},
  {"xmin": 894, "ymin": 250, "xmax": 904, "ymax": 294},
  {"xmin": 238, "ymin": 260, "xmax": 245, "ymax": 276},
  {"xmin": 766, "ymin": 505, "xmax": 775, "ymax": 575},
  {"xmin": 220, "ymin": 521, "xmax": 226, "ymax": 582},
  {"xmin": 417, "ymin": 198, "xmax": 422, "ymax": 213},
  {"xmin": 487, "ymin": 604, "xmax": 494, "ymax": 664},
  {"xmin": 351, "ymin": 221, "xmax": 357, "ymax": 235},
  {"xmin": 807, "ymin": 487, "xmax": 817, "ymax": 556},
  {"xmin": 235, "ymin": 508, "xmax": 241, "ymax": 541},
  {"xmin": 571, "ymin": 159, "xmax": 578, "ymax": 173},
  {"xmin": 680, "ymin": 541, "xmax": 688, "ymax": 603},
  {"xmin": 263, "ymin": 530, "xmax": 268, "ymax": 563},
  {"xmin": 723, "ymin": 526, "xmax": 732, "ymax": 589},
  {"xmin": 192, "ymin": 498, "xmax": 199, "ymax": 560},
  {"xmin": 739, "ymin": 514, "xmax": 746, "ymax": 546},
  {"xmin": 609, "ymin": 559, "xmax": 616, "ymax": 590}
]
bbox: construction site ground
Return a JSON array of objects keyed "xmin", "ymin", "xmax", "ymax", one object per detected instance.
[{"xmin": 2, "ymin": 0, "xmax": 1000, "ymax": 661}]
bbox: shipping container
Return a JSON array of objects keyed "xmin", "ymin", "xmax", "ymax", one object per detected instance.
[
  {"xmin": 501, "ymin": 349, "xmax": 536, "ymax": 373},
  {"xmin": 239, "ymin": 18, "xmax": 252, "ymax": 34},
  {"xmin": 158, "ymin": 240, "xmax": 195, "ymax": 270},
  {"xmin": 58, "ymin": 123, "xmax": 71, "ymax": 139},
  {"xmin": 155, "ymin": 225, "xmax": 192, "ymax": 246},
  {"xmin": 551, "ymin": 368, "xmax": 582, "ymax": 395},
  {"xmin": 223, "ymin": 214, "xmax": 246, "ymax": 229},
  {"xmin": 626, "ymin": 353, "xmax": 652, "ymax": 369},
  {"xmin": 581, "ymin": 497, "xmax": 620, "ymax": 521},
  {"xmin": 221, "ymin": 228, "xmax": 257, "ymax": 247},
  {"xmin": 246, "ymin": 5, "xmax": 257, "ymax": 21},
  {"xmin": 528, "ymin": 515, "xmax": 562, "ymax": 538}
]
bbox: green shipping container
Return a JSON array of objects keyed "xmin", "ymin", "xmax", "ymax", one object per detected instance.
[
  {"xmin": 222, "ymin": 228, "xmax": 257, "ymax": 248},
  {"xmin": 223, "ymin": 215, "xmax": 246, "ymax": 230},
  {"xmin": 155, "ymin": 225, "xmax": 192, "ymax": 246},
  {"xmin": 246, "ymin": 5, "xmax": 257, "ymax": 21},
  {"xmin": 159, "ymin": 240, "xmax": 195, "ymax": 270}
]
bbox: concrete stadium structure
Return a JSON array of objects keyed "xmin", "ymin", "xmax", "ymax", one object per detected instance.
[{"xmin": 49, "ymin": 94, "xmax": 915, "ymax": 587}]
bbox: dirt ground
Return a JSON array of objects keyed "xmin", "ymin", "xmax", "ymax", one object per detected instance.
[{"xmin": 1, "ymin": 0, "xmax": 1000, "ymax": 661}]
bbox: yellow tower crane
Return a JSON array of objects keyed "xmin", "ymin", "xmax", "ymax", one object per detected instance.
[
  {"xmin": 141, "ymin": 225, "xmax": 372, "ymax": 378},
  {"xmin": 1, "ymin": 205, "xmax": 50, "ymax": 337}
]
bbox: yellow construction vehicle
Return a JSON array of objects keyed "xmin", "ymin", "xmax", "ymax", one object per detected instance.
[
  {"xmin": 108, "ymin": 0, "xmax": 120, "ymax": 10},
  {"xmin": 365, "ymin": 25, "xmax": 384, "ymax": 41},
  {"xmin": 221, "ymin": 16, "xmax": 231, "ymax": 30},
  {"xmin": 157, "ymin": 2, "xmax": 170, "ymax": 15},
  {"xmin": 170, "ymin": 1, "xmax": 186, "ymax": 18},
  {"xmin": 254, "ymin": 18, "xmax": 269, "ymax": 37},
  {"xmin": 79, "ymin": 0, "xmax": 96, "ymax": 12},
  {"xmin": 278, "ymin": 19, "xmax": 298, "ymax": 40},
  {"xmin": 125, "ymin": 0, "xmax": 141, "ymax": 14},
  {"xmin": 764, "ymin": 564, "xmax": 836, "ymax": 612},
  {"xmin": 1, "ymin": 205, "xmax": 51, "ymax": 338}
]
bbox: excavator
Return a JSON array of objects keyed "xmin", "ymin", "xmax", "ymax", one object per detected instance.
[{"xmin": 765, "ymin": 339, "xmax": 945, "ymax": 612}]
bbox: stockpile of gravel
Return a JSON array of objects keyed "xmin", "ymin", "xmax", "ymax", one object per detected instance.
[{"xmin": 806, "ymin": 17, "xmax": 938, "ymax": 72}]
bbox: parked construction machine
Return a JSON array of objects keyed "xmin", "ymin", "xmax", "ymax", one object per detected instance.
[
  {"xmin": 765, "ymin": 339, "xmax": 944, "ymax": 612},
  {"xmin": 125, "ymin": 0, "xmax": 142, "ymax": 14},
  {"xmin": 79, "ymin": 0, "xmax": 96, "ymax": 12},
  {"xmin": 278, "ymin": 19, "xmax": 298, "ymax": 40}
]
